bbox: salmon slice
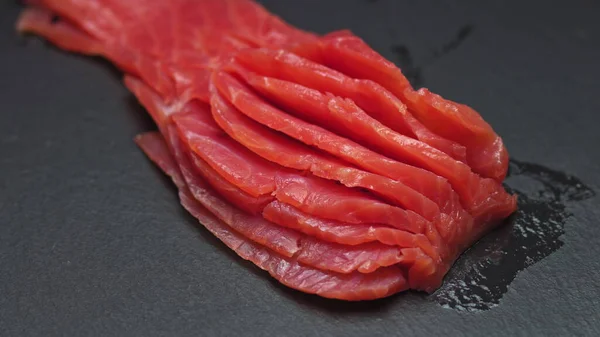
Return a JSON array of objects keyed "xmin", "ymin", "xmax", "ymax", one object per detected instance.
[
  {"xmin": 32, "ymin": 0, "xmax": 124, "ymax": 41},
  {"xmin": 169, "ymin": 116, "xmax": 438, "ymax": 260},
  {"xmin": 209, "ymin": 87, "xmax": 442, "ymax": 221},
  {"xmin": 211, "ymin": 70, "xmax": 512, "ymax": 221},
  {"xmin": 18, "ymin": 5, "xmax": 180, "ymax": 100},
  {"xmin": 168, "ymin": 126, "xmax": 415, "ymax": 274},
  {"xmin": 263, "ymin": 201, "xmax": 429, "ymax": 248},
  {"xmin": 230, "ymin": 66, "xmax": 476, "ymax": 192},
  {"xmin": 171, "ymin": 105, "xmax": 438, "ymax": 249},
  {"xmin": 210, "ymin": 71, "xmax": 452, "ymax": 201},
  {"xmin": 141, "ymin": 101, "xmax": 440, "ymax": 260},
  {"xmin": 129, "ymin": 74, "xmax": 435, "ymax": 235},
  {"xmin": 179, "ymin": 132, "xmax": 436, "ymax": 288},
  {"xmin": 135, "ymin": 132, "xmax": 409, "ymax": 300},
  {"xmin": 262, "ymin": 200, "xmax": 445, "ymax": 286},
  {"xmin": 35, "ymin": 0, "xmax": 315, "ymax": 56},
  {"xmin": 402, "ymin": 89, "xmax": 509, "ymax": 181},
  {"xmin": 17, "ymin": 7, "xmax": 103, "ymax": 55},
  {"xmin": 29, "ymin": 0, "xmax": 317, "ymax": 104},
  {"xmin": 24, "ymin": 2, "xmax": 509, "ymax": 184},
  {"xmin": 173, "ymin": 112, "xmax": 279, "ymax": 197},
  {"xmin": 212, "ymin": 70, "xmax": 515, "ymax": 253},
  {"xmin": 132, "ymin": 80, "xmax": 441, "ymax": 276},
  {"xmin": 170, "ymin": 111, "xmax": 441, "ymax": 259},
  {"xmin": 19, "ymin": 0, "xmax": 518, "ymax": 297},
  {"xmin": 26, "ymin": 0, "xmax": 509, "ymax": 184},
  {"xmin": 189, "ymin": 150, "xmax": 273, "ymax": 215},
  {"xmin": 209, "ymin": 88, "xmax": 482, "ymax": 254},
  {"xmin": 169, "ymin": 90, "xmax": 506, "ymax": 286},
  {"xmin": 168, "ymin": 126, "xmax": 302, "ymax": 259},
  {"xmin": 170, "ymin": 112, "xmax": 432, "ymax": 234},
  {"xmin": 232, "ymin": 48, "xmax": 466, "ymax": 162},
  {"xmin": 296, "ymin": 238, "xmax": 406, "ymax": 274},
  {"xmin": 313, "ymin": 33, "xmax": 509, "ymax": 181},
  {"xmin": 182, "ymin": 188, "xmax": 409, "ymax": 300},
  {"xmin": 130, "ymin": 66, "xmax": 461, "ymax": 259},
  {"xmin": 210, "ymin": 87, "xmax": 457, "ymax": 259},
  {"xmin": 134, "ymin": 131, "xmax": 186, "ymax": 189},
  {"xmin": 228, "ymin": 65, "xmax": 516, "ymax": 221}
]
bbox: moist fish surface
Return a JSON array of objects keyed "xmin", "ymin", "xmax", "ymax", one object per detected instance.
[{"xmin": 17, "ymin": 0, "xmax": 517, "ymax": 300}]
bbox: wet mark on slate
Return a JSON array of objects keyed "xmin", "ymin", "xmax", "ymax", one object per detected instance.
[
  {"xmin": 390, "ymin": 45, "xmax": 423, "ymax": 87},
  {"xmin": 433, "ymin": 24, "xmax": 474, "ymax": 58},
  {"xmin": 429, "ymin": 159, "xmax": 595, "ymax": 312},
  {"xmin": 391, "ymin": 24, "xmax": 474, "ymax": 87}
]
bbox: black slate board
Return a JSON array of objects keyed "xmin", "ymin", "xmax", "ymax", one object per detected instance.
[{"xmin": 1, "ymin": 0, "xmax": 599, "ymax": 336}]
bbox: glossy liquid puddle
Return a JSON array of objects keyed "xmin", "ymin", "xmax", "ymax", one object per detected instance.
[{"xmin": 429, "ymin": 159, "xmax": 596, "ymax": 312}]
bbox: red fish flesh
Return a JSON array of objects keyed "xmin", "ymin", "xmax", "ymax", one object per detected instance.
[{"xmin": 17, "ymin": 0, "xmax": 517, "ymax": 300}]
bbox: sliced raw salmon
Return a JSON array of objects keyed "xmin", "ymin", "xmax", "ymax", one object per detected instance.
[
  {"xmin": 232, "ymin": 48, "xmax": 467, "ymax": 162},
  {"xmin": 314, "ymin": 33, "xmax": 509, "ymax": 180},
  {"xmin": 18, "ymin": 0, "xmax": 518, "ymax": 299},
  {"xmin": 135, "ymin": 131, "xmax": 409, "ymax": 299},
  {"xmin": 209, "ymin": 87, "xmax": 442, "ymax": 221}
]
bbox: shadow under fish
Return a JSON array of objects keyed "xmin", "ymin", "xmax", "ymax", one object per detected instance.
[{"xmin": 429, "ymin": 159, "xmax": 596, "ymax": 312}]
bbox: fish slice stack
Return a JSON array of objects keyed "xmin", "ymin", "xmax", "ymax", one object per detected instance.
[{"xmin": 17, "ymin": 0, "xmax": 517, "ymax": 300}]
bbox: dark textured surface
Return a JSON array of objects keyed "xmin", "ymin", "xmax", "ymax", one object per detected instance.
[{"xmin": 1, "ymin": 0, "xmax": 599, "ymax": 336}]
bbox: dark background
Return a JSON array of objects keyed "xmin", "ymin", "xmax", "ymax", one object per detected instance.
[{"xmin": 1, "ymin": 0, "xmax": 599, "ymax": 336}]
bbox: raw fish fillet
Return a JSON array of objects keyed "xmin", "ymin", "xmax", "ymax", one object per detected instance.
[
  {"xmin": 17, "ymin": 0, "xmax": 517, "ymax": 300},
  {"xmin": 135, "ymin": 132, "xmax": 408, "ymax": 300},
  {"xmin": 305, "ymin": 33, "xmax": 509, "ymax": 180},
  {"xmin": 231, "ymin": 48, "xmax": 467, "ymax": 162},
  {"xmin": 167, "ymin": 125, "xmax": 408, "ymax": 275},
  {"xmin": 209, "ymin": 87, "xmax": 442, "ymax": 221}
]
